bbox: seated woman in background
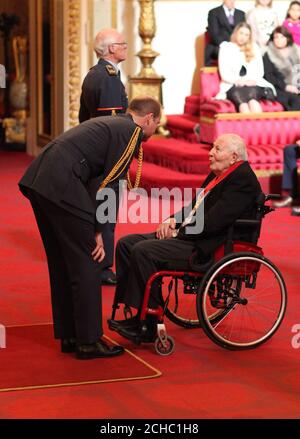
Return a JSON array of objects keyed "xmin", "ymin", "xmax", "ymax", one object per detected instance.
[
  {"xmin": 283, "ymin": 1, "xmax": 300, "ymax": 46},
  {"xmin": 216, "ymin": 22, "xmax": 276, "ymax": 113},
  {"xmin": 263, "ymin": 26, "xmax": 300, "ymax": 110},
  {"xmin": 247, "ymin": 0, "xmax": 278, "ymax": 52},
  {"xmin": 263, "ymin": 26, "xmax": 300, "ymax": 111}
]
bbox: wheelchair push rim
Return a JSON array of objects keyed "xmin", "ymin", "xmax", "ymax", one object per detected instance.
[{"xmin": 197, "ymin": 252, "xmax": 287, "ymax": 350}]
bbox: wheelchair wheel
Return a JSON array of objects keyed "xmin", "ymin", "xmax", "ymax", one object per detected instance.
[
  {"xmin": 154, "ymin": 335, "xmax": 175, "ymax": 356},
  {"xmin": 162, "ymin": 276, "xmax": 201, "ymax": 328},
  {"xmin": 197, "ymin": 252, "xmax": 287, "ymax": 350}
]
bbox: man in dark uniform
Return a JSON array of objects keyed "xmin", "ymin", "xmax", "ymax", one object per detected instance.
[
  {"xmin": 109, "ymin": 134, "xmax": 262, "ymax": 343},
  {"xmin": 205, "ymin": 0, "xmax": 245, "ymax": 66},
  {"xmin": 79, "ymin": 28, "xmax": 128, "ymax": 121},
  {"xmin": 79, "ymin": 29, "xmax": 128, "ymax": 285},
  {"xmin": 18, "ymin": 96, "xmax": 161, "ymax": 359}
]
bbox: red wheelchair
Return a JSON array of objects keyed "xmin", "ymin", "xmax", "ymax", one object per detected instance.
[{"xmin": 111, "ymin": 193, "xmax": 287, "ymax": 355}]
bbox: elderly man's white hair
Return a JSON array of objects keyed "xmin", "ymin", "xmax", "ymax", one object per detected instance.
[
  {"xmin": 217, "ymin": 133, "xmax": 248, "ymax": 161},
  {"xmin": 93, "ymin": 28, "xmax": 121, "ymax": 58}
]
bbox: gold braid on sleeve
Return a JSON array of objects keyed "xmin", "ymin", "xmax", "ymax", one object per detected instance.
[{"xmin": 98, "ymin": 127, "xmax": 142, "ymax": 191}]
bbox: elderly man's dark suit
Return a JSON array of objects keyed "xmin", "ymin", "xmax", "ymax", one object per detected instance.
[
  {"xmin": 205, "ymin": 5, "xmax": 245, "ymax": 66},
  {"xmin": 114, "ymin": 161, "xmax": 261, "ymax": 310},
  {"xmin": 19, "ymin": 115, "xmax": 142, "ymax": 344},
  {"xmin": 79, "ymin": 58, "xmax": 129, "ymax": 280}
]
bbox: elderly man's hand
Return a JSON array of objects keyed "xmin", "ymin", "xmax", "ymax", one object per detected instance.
[
  {"xmin": 92, "ymin": 232, "xmax": 105, "ymax": 263},
  {"xmin": 296, "ymin": 140, "xmax": 300, "ymax": 147},
  {"xmin": 156, "ymin": 218, "xmax": 176, "ymax": 239}
]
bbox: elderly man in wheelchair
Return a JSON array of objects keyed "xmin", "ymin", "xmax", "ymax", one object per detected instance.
[{"xmin": 108, "ymin": 133, "xmax": 287, "ymax": 355}]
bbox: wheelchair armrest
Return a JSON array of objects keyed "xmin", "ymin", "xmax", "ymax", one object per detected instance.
[
  {"xmin": 265, "ymin": 194, "xmax": 281, "ymax": 201},
  {"xmin": 234, "ymin": 219, "xmax": 260, "ymax": 228}
]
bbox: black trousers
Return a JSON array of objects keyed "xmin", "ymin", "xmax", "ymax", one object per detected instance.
[
  {"xmin": 114, "ymin": 233, "xmax": 196, "ymax": 310},
  {"xmin": 282, "ymin": 144, "xmax": 300, "ymax": 199},
  {"xmin": 276, "ymin": 89, "xmax": 300, "ymax": 111},
  {"xmin": 28, "ymin": 190, "xmax": 102, "ymax": 344}
]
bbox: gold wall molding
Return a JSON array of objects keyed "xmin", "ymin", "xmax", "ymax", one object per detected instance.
[
  {"xmin": 67, "ymin": 0, "xmax": 81, "ymax": 127},
  {"xmin": 112, "ymin": 0, "xmax": 117, "ymax": 28}
]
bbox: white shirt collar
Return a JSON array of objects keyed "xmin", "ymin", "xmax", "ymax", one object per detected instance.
[{"xmin": 223, "ymin": 5, "xmax": 235, "ymax": 16}]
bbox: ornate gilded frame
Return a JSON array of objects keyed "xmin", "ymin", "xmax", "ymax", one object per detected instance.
[
  {"xmin": 36, "ymin": 0, "xmax": 54, "ymax": 147},
  {"xmin": 66, "ymin": 0, "xmax": 81, "ymax": 128}
]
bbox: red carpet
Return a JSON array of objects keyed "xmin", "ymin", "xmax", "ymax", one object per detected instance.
[
  {"xmin": 0, "ymin": 324, "xmax": 160, "ymax": 392},
  {"xmin": 1, "ymin": 150, "xmax": 300, "ymax": 418}
]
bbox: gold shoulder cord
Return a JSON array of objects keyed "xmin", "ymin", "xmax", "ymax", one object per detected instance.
[
  {"xmin": 127, "ymin": 145, "xmax": 143, "ymax": 190},
  {"xmin": 99, "ymin": 127, "xmax": 143, "ymax": 191}
]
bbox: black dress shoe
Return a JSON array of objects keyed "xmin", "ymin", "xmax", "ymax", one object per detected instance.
[
  {"xmin": 76, "ymin": 338, "xmax": 124, "ymax": 360},
  {"xmin": 108, "ymin": 315, "xmax": 140, "ymax": 331},
  {"xmin": 61, "ymin": 337, "xmax": 77, "ymax": 353},
  {"xmin": 118, "ymin": 326, "xmax": 157, "ymax": 344},
  {"xmin": 101, "ymin": 270, "xmax": 117, "ymax": 286}
]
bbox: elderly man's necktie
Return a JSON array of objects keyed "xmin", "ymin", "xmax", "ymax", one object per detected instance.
[{"xmin": 228, "ymin": 11, "xmax": 234, "ymax": 26}]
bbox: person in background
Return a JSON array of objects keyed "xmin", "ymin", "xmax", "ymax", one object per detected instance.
[
  {"xmin": 274, "ymin": 141, "xmax": 300, "ymax": 216},
  {"xmin": 215, "ymin": 22, "xmax": 276, "ymax": 113},
  {"xmin": 283, "ymin": 1, "xmax": 300, "ymax": 46},
  {"xmin": 79, "ymin": 28, "xmax": 128, "ymax": 286},
  {"xmin": 263, "ymin": 26, "xmax": 300, "ymax": 110},
  {"xmin": 79, "ymin": 28, "xmax": 128, "ymax": 121},
  {"xmin": 247, "ymin": 0, "xmax": 278, "ymax": 53},
  {"xmin": 264, "ymin": 26, "xmax": 300, "ymax": 104},
  {"xmin": 205, "ymin": 0, "xmax": 245, "ymax": 66}
]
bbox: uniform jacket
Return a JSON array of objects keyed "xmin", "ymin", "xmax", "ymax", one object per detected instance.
[
  {"xmin": 174, "ymin": 161, "xmax": 262, "ymax": 258},
  {"xmin": 79, "ymin": 59, "xmax": 128, "ymax": 122},
  {"xmin": 19, "ymin": 115, "xmax": 142, "ymax": 231}
]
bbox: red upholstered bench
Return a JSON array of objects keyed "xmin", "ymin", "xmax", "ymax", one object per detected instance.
[{"xmin": 199, "ymin": 67, "xmax": 300, "ymax": 146}]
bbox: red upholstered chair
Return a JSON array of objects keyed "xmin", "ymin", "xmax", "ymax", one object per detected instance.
[{"xmin": 199, "ymin": 67, "xmax": 300, "ymax": 146}]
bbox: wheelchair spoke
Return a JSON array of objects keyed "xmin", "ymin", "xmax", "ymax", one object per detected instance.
[
  {"xmin": 223, "ymin": 306, "xmax": 240, "ymax": 340},
  {"xmin": 244, "ymin": 285, "xmax": 281, "ymax": 301},
  {"xmin": 247, "ymin": 300, "xmax": 280, "ymax": 315}
]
